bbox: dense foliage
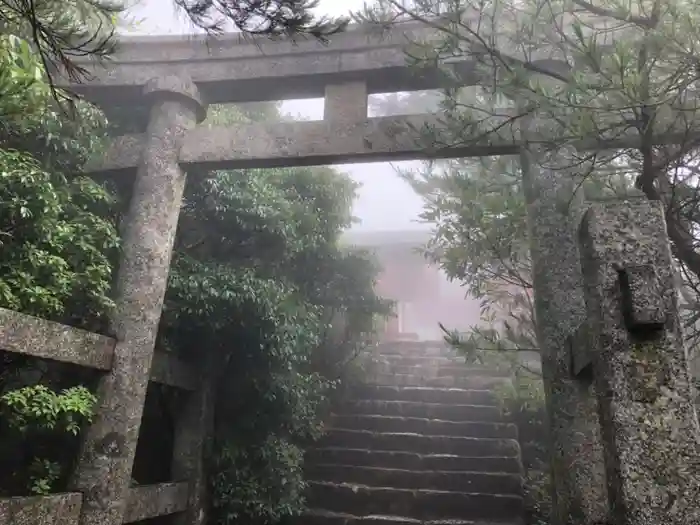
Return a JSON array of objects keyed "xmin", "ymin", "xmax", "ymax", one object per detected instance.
[
  {"xmin": 0, "ymin": 25, "xmax": 118, "ymax": 330},
  {"xmin": 0, "ymin": 10, "xmax": 120, "ymax": 495},
  {"xmin": 0, "ymin": 385, "xmax": 98, "ymax": 495},
  {"xmin": 158, "ymin": 103, "xmax": 387, "ymax": 523}
]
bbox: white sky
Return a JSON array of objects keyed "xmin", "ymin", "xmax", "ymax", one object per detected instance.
[{"xmin": 124, "ymin": 0, "xmax": 429, "ymax": 233}]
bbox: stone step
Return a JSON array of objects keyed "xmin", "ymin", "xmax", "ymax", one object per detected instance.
[
  {"xmin": 351, "ymin": 386, "xmax": 497, "ymax": 405},
  {"xmin": 370, "ymin": 342, "xmax": 458, "ymax": 357},
  {"xmin": 368, "ymin": 362, "xmax": 508, "ymax": 378},
  {"xmin": 365, "ymin": 373, "xmax": 510, "ymax": 389},
  {"xmin": 296, "ymin": 509, "xmax": 520, "ymax": 525},
  {"xmin": 306, "ymin": 464, "xmax": 523, "ymax": 494},
  {"xmin": 318, "ymin": 430, "xmax": 520, "ymax": 457},
  {"xmin": 305, "ymin": 482, "xmax": 524, "ymax": 522},
  {"xmin": 373, "ymin": 355, "xmax": 465, "ymax": 368},
  {"xmin": 342, "ymin": 400, "xmax": 503, "ymax": 421},
  {"xmin": 306, "ymin": 448, "xmax": 523, "ymax": 473},
  {"xmin": 371, "ymin": 355, "xmax": 513, "ymax": 374},
  {"xmin": 329, "ymin": 415, "xmax": 517, "ymax": 439}
]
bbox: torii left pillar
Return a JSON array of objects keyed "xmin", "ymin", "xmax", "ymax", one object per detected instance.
[{"xmin": 70, "ymin": 75, "xmax": 206, "ymax": 525}]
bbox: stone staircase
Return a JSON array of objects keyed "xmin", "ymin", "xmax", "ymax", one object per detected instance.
[{"xmin": 301, "ymin": 341, "xmax": 525, "ymax": 525}]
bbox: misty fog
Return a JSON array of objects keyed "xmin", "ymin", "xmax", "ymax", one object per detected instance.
[{"xmin": 123, "ymin": 0, "xmax": 485, "ymax": 340}]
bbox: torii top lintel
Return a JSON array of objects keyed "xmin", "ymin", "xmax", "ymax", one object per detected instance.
[
  {"xmin": 59, "ymin": 21, "xmax": 477, "ymax": 107},
  {"xmin": 63, "ymin": 17, "xmax": 684, "ymax": 174}
]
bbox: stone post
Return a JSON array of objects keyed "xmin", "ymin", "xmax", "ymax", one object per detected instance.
[
  {"xmin": 519, "ymin": 145, "xmax": 609, "ymax": 524},
  {"xmin": 324, "ymin": 82, "xmax": 368, "ymax": 123},
  {"xmin": 70, "ymin": 75, "xmax": 206, "ymax": 525},
  {"xmin": 578, "ymin": 199, "xmax": 700, "ymax": 525},
  {"xmin": 172, "ymin": 351, "xmax": 217, "ymax": 525}
]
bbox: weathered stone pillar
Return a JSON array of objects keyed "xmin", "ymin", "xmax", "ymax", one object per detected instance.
[
  {"xmin": 578, "ymin": 199, "xmax": 700, "ymax": 525},
  {"xmin": 519, "ymin": 145, "xmax": 609, "ymax": 525},
  {"xmin": 172, "ymin": 352, "xmax": 217, "ymax": 525},
  {"xmin": 70, "ymin": 75, "xmax": 206, "ymax": 525}
]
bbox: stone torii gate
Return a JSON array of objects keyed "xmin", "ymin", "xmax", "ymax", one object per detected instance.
[{"xmin": 1, "ymin": 18, "xmax": 699, "ymax": 525}]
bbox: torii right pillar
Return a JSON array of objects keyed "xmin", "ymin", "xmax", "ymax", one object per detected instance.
[{"xmin": 578, "ymin": 199, "xmax": 700, "ymax": 524}]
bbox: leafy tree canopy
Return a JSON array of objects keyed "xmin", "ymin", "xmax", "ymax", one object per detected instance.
[
  {"xmin": 359, "ymin": 0, "xmax": 700, "ymax": 363},
  {"xmin": 0, "ymin": 2, "xmax": 118, "ymax": 330}
]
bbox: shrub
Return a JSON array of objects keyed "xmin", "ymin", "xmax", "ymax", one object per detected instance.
[
  {"xmin": 0, "ymin": 385, "xmax": 97, "ymax": 495},
  {"xmin": 494, "ymin": 372, "xmax": 550, "ymax": 525}
]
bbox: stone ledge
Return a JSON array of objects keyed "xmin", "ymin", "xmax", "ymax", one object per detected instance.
[
  {"xmin": 329, "ymin": 415, "xmax": 517, "ymax": 438},
  {"xmin": 0, "ymin": 492, "xmax": 82, "ymax": 525},
  {"xmin": 368, "ymin": 362, "xmax": 510, "ymax": 378},
  {"xmin": 0, "ymin": 308, "xmax": 201, "ymax": 389},
  {"xmin": 342, "ymin": 400, "xmax": 502, "ymax": 421},
  {"xmin": 305, "ymin": 481, "xmax": 523, "ymax": 521},
  {"xmin": 124, "ymin": 482, "xmax": 189, "ymax": 523},
  {"xmin": 351, "ymin": 385, "xmax": 496, "ymax": 405},
  {"xmin": 374, "ymin": 355, "xmax": 463, "ymax": 367},
  {"xmin": 306, "ymin": 447, "xmax": 522, "ymax": 473},
  {"xmin": 365, "ymin": 373, "xmax": 509, "ymax": 389},
  {"xmin": 305, "ymin": 464, "xmax": 523, "ymax": 494},
  {"xmin": 299, "ymin": 509, "xmax": 496, "ymax": 525},
  {"xmin": 0, "ymin": 308, "xmax": 115, "ymax": 370},
  {"xmin": 318, "ymin": 429, "xmax": 520, "ymax": 457},
  {"xmin": 371, "ymin": 341, "xmax": 455, "ymax": 356}
]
